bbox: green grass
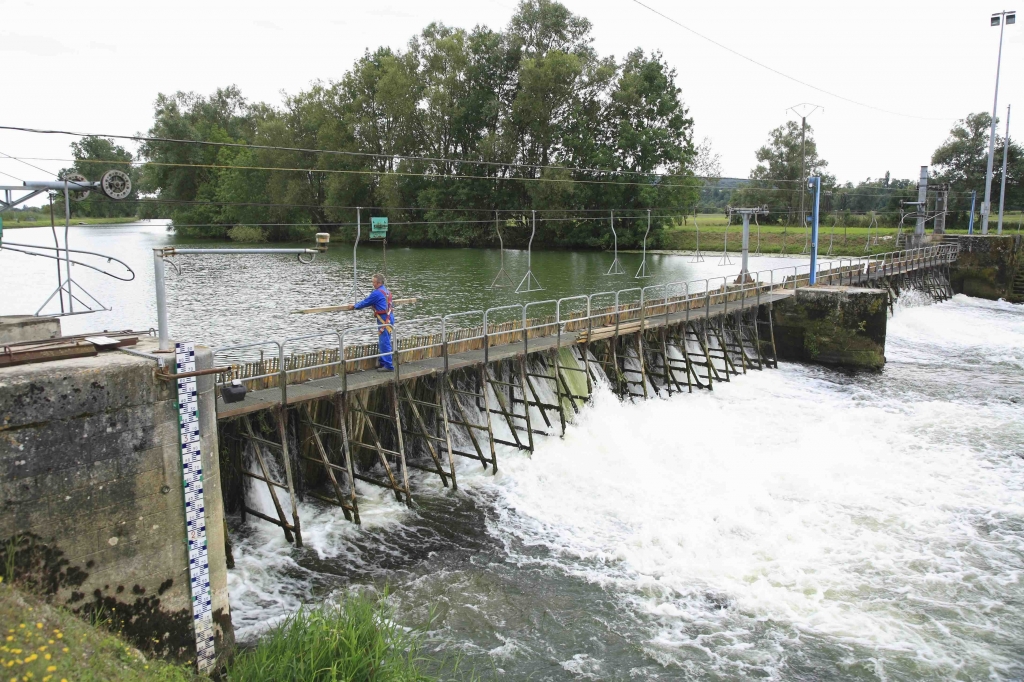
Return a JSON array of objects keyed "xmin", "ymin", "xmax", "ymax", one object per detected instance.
[
  {"xmin": 657, "ymin": 216, "xmax": 1024, "ymax": 257},
  {"xmin": 0, "ymin": 582, "xmax": 197, "ymax": 682},
  {"xmin": 226, "ymin": 594, "xmax": 471, "ymax": 682},
  {"xmin": 1, "ymin": 216, "xmax": 140, "ymax": 228}
]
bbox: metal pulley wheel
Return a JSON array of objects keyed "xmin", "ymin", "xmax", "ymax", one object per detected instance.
[
  {"xmin": 100, "ymin": 169, "xmax": 132, "ymax": 200},
  {"xmin": 65, "ymin": 173, "xmax": 90, "ymax": 201}
]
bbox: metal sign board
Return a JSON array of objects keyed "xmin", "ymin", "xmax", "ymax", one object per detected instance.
[
  {"xmin": 369, "ymin": 216, "xmax": 388, "ymax": 240},
  {"xmin": 174, "ymin": 342, "xmax": 216, "ymax": 674}
]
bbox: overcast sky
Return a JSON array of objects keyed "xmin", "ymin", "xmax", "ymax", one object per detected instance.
[{"xmin": 0, "ymin": 0, "xmax": 1019, "ymax": 204}]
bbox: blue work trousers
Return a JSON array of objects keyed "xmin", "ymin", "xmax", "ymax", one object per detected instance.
[{"xmin": 378, "ymin": 327, "xmax": 394, "ymax": 369}]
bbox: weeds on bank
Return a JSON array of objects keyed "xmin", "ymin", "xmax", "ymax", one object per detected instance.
[
  {"xmin": 0, "ymin": 584, "xmax": 194, "ymax": 682},
  {"xmin": 226, "ymin": 593, "xmax": 474, "ymax": 682}
]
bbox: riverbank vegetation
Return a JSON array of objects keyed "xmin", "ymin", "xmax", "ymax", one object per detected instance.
[
  {"xmin": 0, "ymin": 582, "xmax": 195, "ymax": 681},
  {"xmin": 226, "ymin": 596, "xmax": 472, "ymax": 682},
  {"xmin": 1, "ymin": 573, "xmax": 463, "ymax": 682},
  {"xmin": 1, "ymin": 211, "xmax": 139, "ymax": 228}
]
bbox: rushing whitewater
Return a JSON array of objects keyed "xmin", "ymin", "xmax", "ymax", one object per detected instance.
[{"xmin": 228, "ymin": 294, "xmax": 1024, "ymax": 680}]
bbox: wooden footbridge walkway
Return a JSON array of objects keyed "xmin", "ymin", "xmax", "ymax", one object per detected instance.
[{"xmin": 209, "ymin": 245, "xmax": 957, "ymax": 544}]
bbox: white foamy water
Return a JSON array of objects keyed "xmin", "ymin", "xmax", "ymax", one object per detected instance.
[{"xmin": 228, "ymin": 294, "xmax": 1024, "ymax": 680}]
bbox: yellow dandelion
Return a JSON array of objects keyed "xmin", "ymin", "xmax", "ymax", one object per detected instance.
[
  {"xmin": 9, "ymin": 651, "xmax": 19, "ymax": 655},
  {"xmin": 23, "ymin": 654, "xmax": 36, "ymax": 663},
  {"xmin": 45, "ymin": 668, "xmax": 54, "ymax": 674},
  {"xmin": 36, "ymin": 648, "xmax": 44, "ymax": 652}
]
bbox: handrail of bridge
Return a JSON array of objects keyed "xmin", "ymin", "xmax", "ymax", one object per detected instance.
[
  {"xmin": 212, "ymin": 243, "xmax": 958, "ymax": 406},
  {"xmin": 441, "ymin": 310, "xmax": 485, "ymax": 373},
  {"xmin": 482, "ymin": 304, "xmax": 525, "ymax": 364},
  {"xmin": 213, "ymin": 339, "xmax": 286, "ymax": 408}
]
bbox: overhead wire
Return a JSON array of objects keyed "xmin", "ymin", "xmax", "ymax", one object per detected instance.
[
  {"xmin": 629, "ymin": 0, "xmax": 950, "ymax": 122},
  {"xmin": 6, "ymin": 154, "xmax": 984, "ymax": 203},
  {"xmin": 0, "ymin": 123, "xmax": 758, "ymax": 184}
]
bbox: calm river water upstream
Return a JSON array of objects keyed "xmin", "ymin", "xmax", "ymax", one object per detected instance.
[{"xmin": 3, "ymin": 222, "xmax": 1023, "ymax": 680}]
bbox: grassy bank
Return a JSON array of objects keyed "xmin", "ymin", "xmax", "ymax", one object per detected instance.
[
  {"xmin": 0, "ymin": 583, "xmax": 195, "ymax": 681},
  {"xmin": 1, "ymin": 580, "xmax": 466, "ymax": 682},
  {"xmin": 227, "ymin": 595, "xmax": 471, "ymax": 681},
  {"xmin": 656, "ymin": 221, "xmax": 1024, "ymax": 257},
  {"xmin": 1, "ymin": 216, "xmax": 140, "ymax": 229}
]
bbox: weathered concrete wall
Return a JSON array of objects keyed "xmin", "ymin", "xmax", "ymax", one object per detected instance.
[
  {"xmin": 773, "ymin": 287, "xmax": 888, "ymax": 369},
  {"xmin": 0, "ymin": 316, "xmax": 61, "ymax": 345},
  {"xmin": 950, "ymin": 235, "xmax": 1022, "ymax": 301},
  {"xmin": 0, "ymin": 341, "xmax": 232, "ymax": 663}
]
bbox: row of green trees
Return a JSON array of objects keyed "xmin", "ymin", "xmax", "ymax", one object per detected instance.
[
  {"xmin": 57, "ymin": 0, "xmax": 1022, "ymax": 243},
  {"xmin": 729, "ymin": 113, "xmax": 1022, "ymax": 228},
  {"xmin": 128, "ymin": 0, "xmax": 698, "ymax": 248}
]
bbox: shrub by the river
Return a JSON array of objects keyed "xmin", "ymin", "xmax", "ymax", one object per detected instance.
[
  {"xmin": 226, "ymin": 594, "xmax": 459, "ymax": 682},
  {"xmin": 227, "ymin": 225, "xmax": 267, "ymax": 243}
]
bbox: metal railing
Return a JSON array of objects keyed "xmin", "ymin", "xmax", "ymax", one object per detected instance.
[{"xmin": 212, "ymin": 244, "xmax": 958, "ymax": 407}]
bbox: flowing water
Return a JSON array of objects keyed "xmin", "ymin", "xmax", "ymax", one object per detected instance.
[
  {"xmin": 3, "ymin": 223, "xmax": 1024, "ymax": 680},
  {"xmin": 0, "ymin": 221, "xmax": 808, "ymax": 344}
]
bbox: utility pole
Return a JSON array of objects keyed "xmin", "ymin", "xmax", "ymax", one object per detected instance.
[
  {"xmin": 982, "ymin": 10, "xmax": 1016, "ymax": 234},
  {"xmin": 998, "ymin": 104, "xmax": 1012, "ymax": 233},
  {"xmin": 934, "ymin": 184, "xmax": 948, "ymax": 234},
  {"xmin": 968, "ymin": 190, "xmax": 977, "ymax": 234},
  {"xmin": 915, "ymin": 166, "xmax": 928, "ymax": 245},
  {"xmin": 808, "ymin": 176, "xmax": 821, "ymax": 285},
  {"xmin": 731, "ymin": 206, "xmax": 770, "ymax": 283},
  {"xmin": 787, "ymin": 104, "xmax": 823, "ymax": 228},
  {"xmin": 799, "ymin": 117, "xmax": 806, "ymax": 226}
]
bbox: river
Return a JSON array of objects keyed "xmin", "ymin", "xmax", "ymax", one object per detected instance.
[{"xmin": 3, "ymin": 222, "xmax": 1023, "ymax": 680}]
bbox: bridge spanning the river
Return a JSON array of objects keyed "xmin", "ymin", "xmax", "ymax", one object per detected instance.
[{"xmin": 199, "ymin": 245, "xmax": 956, "ymax": 543}]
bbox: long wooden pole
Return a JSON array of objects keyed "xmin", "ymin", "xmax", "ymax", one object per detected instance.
[{"xmin": 291, "ymin": 298, "xmax": 418, "ymax": 314}]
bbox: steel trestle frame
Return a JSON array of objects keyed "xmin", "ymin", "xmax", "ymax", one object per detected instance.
[{"xmin": 211, "ymin": 244, "xmax": 957, "ymax": 540}]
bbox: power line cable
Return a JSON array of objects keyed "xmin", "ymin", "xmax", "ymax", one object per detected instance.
[
  {"xmin": 0, "ymin": 123, "xmax": 725, "ymax": 183},
  {"xmin": 629, "ymin": 0, "xmax": 950, "ymax": 122},
  {"xmin": 14, "ymin": 155, "xmax": 979, "ymax": 199}
]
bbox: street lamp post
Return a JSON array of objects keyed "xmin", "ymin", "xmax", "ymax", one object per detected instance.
[{"xmin": 982, "ymin": 9, "xmax": 1016, "ymax": 234}]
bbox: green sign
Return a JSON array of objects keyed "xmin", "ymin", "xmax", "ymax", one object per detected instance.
[{"xmin": 369, "ymin": 216, "xmax": 388, "ymax": 239}]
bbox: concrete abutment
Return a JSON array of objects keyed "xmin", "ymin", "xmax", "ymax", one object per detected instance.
[
  {"xmin": 772, "ymin": 286, "xmax": 889, "ymax": 370},
  {"xmin": 0, "ymin": 341, "xmax": 233, "ymax": 664}
]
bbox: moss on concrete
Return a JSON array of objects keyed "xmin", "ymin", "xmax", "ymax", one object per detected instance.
[
  {"xmin": 0, "ymin": 583, "xmax": 199, "ymax": 681},
  {"xmin": 950, "ymin": 235, "xmax": 1022, "ymax": 301},
  {"xmin": 773, "ymin": 287, "xmax": 888, "ymax": 370}
]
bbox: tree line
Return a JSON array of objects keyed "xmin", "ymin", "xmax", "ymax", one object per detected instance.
[
  {"xmin": 58, "ymin": 0, "xmax": 1022, "ymax": 243},
  {"xmin": 727, "ymin": 113, "xmax": 1022, "ymax": 228},
  {"xmin": 59, "ymin": 0, "xmax": 698, "ymax": 248}
]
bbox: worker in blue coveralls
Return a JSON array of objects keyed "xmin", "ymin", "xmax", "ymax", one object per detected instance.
[{"xmin": 353, "ymin": 273, "xmax": 394, "ymax": 371}]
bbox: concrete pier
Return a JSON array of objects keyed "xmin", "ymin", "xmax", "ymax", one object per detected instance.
[
  {"xmin": 0, "ymin": 316, "xmax": 61, "ymax": 345},
  {"xmin": 950, "ymin": 235, "xmax": 1022, "ymax": 302},
  {"xmin": 772, "ymin": 286, "xmax": 888, "ymax": 369},
  {"xmin": 0, "ymin": 341, "xmax": 233, "ymax": 662}
]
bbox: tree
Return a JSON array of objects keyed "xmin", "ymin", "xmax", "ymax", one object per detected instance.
[
  {"xmin": 932, "ymin": 112, "xmax": 1023, "ymax": 219},
  {"xmin": 135, "ymin": 0, "xmax": 701, "ymax": 248},
  {"xmin": 57, "ymin": 137, "xmax": 138, "ymax": 218},
  {"xmin": 734, "ymin": 120, "xmax": 833, "ymax": 223}
]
